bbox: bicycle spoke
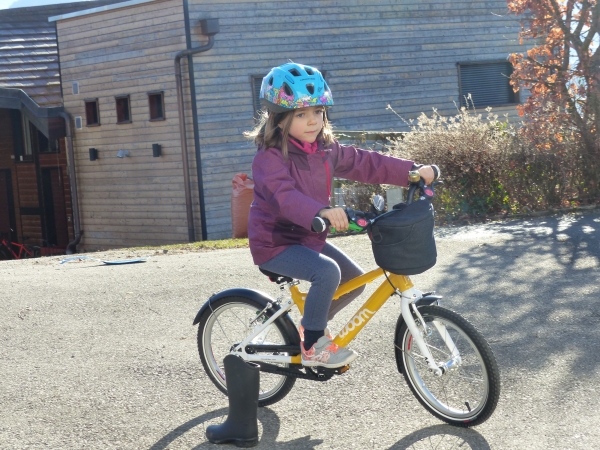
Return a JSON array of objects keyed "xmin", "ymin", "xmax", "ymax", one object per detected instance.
[
  {"xmin": 214, "ymin": 310, "xmax": 250, "ymax": 351},
  {"xmin": 400, "ymin": 306, "xmax": 497, "ymax": 424},
  {"xmin": 454, "ymin": 372, "xmax": 484, "ymax": 383},
  {"xmin": 199, "ymin": 299, "xmax": 295, "ymax": 406},
  {"xmin": 424, "ymin": 342, "xmax": 451, "ymax": 360}
]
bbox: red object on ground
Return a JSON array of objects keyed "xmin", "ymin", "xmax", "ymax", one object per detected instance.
[{"xmin": 231, "ymin": 174, "xmax": 254, "ymax": 238}]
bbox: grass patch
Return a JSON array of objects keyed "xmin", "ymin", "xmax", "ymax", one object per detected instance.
[{"xmin": 126, "ymin": 238, "xmax": 249, "ymax": 252}]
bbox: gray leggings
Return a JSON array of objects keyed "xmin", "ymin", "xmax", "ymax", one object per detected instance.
[{"xmin": 259, "ymin": 242, "xmax": 366, "ymax": 331}]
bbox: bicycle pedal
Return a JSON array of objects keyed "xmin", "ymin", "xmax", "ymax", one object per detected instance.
[
  {"xmin": 338, "ymin": 364, "xmax": 351, "ymax": 374},
  {"xmin": 315, "ymin": 365, "xmax": 351, "ymax": 376}
]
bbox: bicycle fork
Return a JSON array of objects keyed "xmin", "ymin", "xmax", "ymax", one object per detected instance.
[{"xmin": 400, "ymin": 287, "xmax": 460, "ymax": 376}]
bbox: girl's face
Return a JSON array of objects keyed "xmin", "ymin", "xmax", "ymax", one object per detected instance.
[{"xmin": 282, "ymin": 106, "xmax": 324, "ymax": 144}]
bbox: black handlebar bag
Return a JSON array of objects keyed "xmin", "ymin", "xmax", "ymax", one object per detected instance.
[{"xmin": 367, "ymin": 200, "xmax": 436, "ymax": 275}]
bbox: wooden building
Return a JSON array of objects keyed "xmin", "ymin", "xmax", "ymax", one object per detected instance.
[
  {"xmin": 0, "ymin": 0, "xmax": 122, "ymax": 256},
  {"xmin": 48, "ymin": 0, "xmax": 531, "ymax": 250}
]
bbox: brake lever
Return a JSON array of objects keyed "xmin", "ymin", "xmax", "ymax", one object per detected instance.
[{"xmin": 420, "ymin": 180, "xmax": 444, "ymax": 201}]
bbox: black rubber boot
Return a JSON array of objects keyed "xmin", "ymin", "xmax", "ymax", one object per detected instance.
[{"xmin": 206, "ymin": 355, "xmax": 259, "ymax": 448}]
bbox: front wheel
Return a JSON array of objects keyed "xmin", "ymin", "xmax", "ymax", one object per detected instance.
[
  {"xmin": 396, "ymin": 305, "xmax": 500, "ymax": 427},
  {"xmin": 196, "ymin": 295, "xmax": 297, "ymax": 407}
]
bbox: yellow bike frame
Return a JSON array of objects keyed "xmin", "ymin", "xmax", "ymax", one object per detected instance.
[{"xmin": 287, "ymin": 268, "xmax": 415, "ymax": 364}]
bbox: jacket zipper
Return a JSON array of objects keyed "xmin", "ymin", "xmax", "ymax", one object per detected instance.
[{"xmin": 322, "ymin": 151, "xmax": 331, "ymax": 201}]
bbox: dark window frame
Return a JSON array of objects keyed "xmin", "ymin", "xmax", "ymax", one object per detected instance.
[
  {"xmin": 84, "ymin": 98, "xmax": 100, "ymax": 127},
  {"xmin": 115, "ymin": 95, "xmax": 132, "ymax": 124},
  {"xmin": 35, "ymin": 127, "xmax": 59, "ymax": 154},
  {"xmin": 148, "ymin": 91, "xmax": 165, "ymax": 121},
  {"xmin": 10, "ymin": 110, "xmax": 32, "ymax": 163},
  {"xmin": 457, "ymin": 61, "xmax": 518, "ymax": 108}
]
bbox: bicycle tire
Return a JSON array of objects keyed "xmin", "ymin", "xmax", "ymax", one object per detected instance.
[
  {"xmin": 0, "ymin": 245, "xmax": 12, "ymax": 260},
  {"xmin": 395, "ymin": 305, "xmax": 500, "ymax": 427},
  {"xmin": 196, "ymin": 295, "xmax": 297, "ymax": 407},
  {"xmin": 20, "ymin": 245, "xmax": 36, "ymax": 258}
]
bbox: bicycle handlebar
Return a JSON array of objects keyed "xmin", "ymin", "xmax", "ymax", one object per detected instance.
[{"xmin": 311, "ymin": 165, "xmax": 442, "ymax": 233}]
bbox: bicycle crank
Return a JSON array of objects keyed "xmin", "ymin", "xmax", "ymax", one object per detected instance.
[{"xmin": 258, "ymin": 362, "xmax": 351, "ymax": 381}]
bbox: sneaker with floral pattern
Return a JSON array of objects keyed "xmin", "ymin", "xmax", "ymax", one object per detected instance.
[{"xmin": 301, "ymin": 335, "xmax": 358, "ymax": 368}]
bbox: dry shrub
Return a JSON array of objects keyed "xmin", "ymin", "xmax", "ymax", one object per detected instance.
[
  {"xmin": 336, "ymin": 101, "xmax": 597, "ymax": 220},
  {"xmin": 505, "ymin": 124, "xmax": 579, "ymax": 210},
  {"xmin": 341, "ymin": 183, "xmax": 386, "ymax": 212},
  {"xmin": 387, "ymin": 102, "xmax": 515, "ymax": 217}
]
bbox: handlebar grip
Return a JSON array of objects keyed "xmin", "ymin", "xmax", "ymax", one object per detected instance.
[
  {"xmin": 312, "ymin": 216, "xmax": 329, "ymax": 233},
  {"xmin": 431, "ymin": 164, "xmax": 441, "ymax": 181}
]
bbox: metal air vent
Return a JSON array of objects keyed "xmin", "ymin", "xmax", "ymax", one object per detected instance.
[
  {"xmin": 75, "ymin": 116, "xmax": 83, "ymax": 129},
  {"xmin": 72, "ymin": 81, "xmax": 79, "ymax": 95}
]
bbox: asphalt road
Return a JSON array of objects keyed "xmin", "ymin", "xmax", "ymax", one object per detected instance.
[{"xmin": 1, "ymin": 210, "xmax": 599, "ymax": 450}]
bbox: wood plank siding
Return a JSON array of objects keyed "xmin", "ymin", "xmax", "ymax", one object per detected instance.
[
  {"xmin": 56, "ymin": 0, "xmax": 195, "ymax": 250},
  {"xmin": 55, "ymin": 0, "xmax": 530, "ymax": 247},
  {"xmin": 186, "ymin": 0, "xmax": 530, "ymax": 239}
]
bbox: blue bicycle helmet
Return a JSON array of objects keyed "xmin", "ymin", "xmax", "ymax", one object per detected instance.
[{"xmin": 259, "ymin": 62, "xmax": 334, "ymax": 113}]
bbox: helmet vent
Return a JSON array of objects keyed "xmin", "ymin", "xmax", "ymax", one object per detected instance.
[
  {"xmin": 306, "ymin": 84, "xmax": 315, "ymax": 95},
  {"xmin": 268, "ymin": 76, "xmax": 274, "ymax": 86},
  {"xmin": 288, "ymin": 68, "xmax": 301, "ymax": 77},
  {"xmin": 282, "ymin": 82, "xmax": 294, "ymax": 96},
  {"xmin": 305, "ymin": 67, "xmax": 314, "ymax": 75}
]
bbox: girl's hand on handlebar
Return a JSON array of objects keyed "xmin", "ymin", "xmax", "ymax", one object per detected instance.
[
  {"xmin": 418, "ymin": 166, "xmax": 436, "ymax": 185},
  {"xmin": 319, "ymin": 207, "xmax": 349, "ymax": 231}
]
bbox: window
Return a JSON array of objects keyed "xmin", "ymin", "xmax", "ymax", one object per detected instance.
[
  {"xmin": 22, "ymin": 115, "xmax": 33, "ymax": 157},
  {"xmin": 148, "ymin": 92, "xmax": 165, "ymax": 121},
  {"xmin": 11, "ymin": 112, "xmax": 58, "ymax": 160},
  {"xmin": 115, "ymin": 95, "xmax": 131, "ymax": 124},
  {"xmin": 10, "ymin": 111, "xmax": 32, "ymax": 162},
  {"xmin": 457, "ymin": 62, "xmax": 516, "ymax": 108},
  {"xmin": 85, "ymin": 99, "xmax": 100, "ymax": 126},
  {"xmin": 36, "ymin": 128, "xmax": 59, "ymax": 154},
  {"xmin": 26, "ymin": 120, "xmax": 58, "ymax": 154}
]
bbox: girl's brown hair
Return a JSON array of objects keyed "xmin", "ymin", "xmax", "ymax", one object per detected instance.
[{"xmin": 244, "ymin": 108, "xmax": 335, "ymax": 159}]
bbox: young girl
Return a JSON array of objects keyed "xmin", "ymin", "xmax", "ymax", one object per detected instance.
[{"xmin": 245, "ymin": 62, "xmax": 435, "ymax": 369}]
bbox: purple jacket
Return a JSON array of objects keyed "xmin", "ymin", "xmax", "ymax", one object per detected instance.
[{"xmin": 248, "ymin": 139, "xmax": 414, "ymax": 265}]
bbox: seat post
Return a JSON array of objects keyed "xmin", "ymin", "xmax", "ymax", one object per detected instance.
[{"xmin": 288, "ymin": 285, "xmax": 305, "ymax": 316}]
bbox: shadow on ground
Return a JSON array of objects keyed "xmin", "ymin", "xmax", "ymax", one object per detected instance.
[
  {"xmin": 149, "ymin": 406, "xmax": 323, "ymax": 449},
  {"xmin": 433, "ymin": 211, "xmax": 600, "ymax": 400},
  {"xmin": 389, "ymin": 424, "xmax": 491, "ymax": 449}
]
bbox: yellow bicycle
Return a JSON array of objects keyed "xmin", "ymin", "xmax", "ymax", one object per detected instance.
[{"xmin": 194, "ymin": 172, "xmax": 500, "ymax": 427}]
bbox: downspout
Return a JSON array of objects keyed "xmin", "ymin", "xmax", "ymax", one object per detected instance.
[
  {"xmin": 174, "ymin": 18, "xmax": 219, "ymax": 242},
  {"xmin": 59, "ymin": 111, "xmax": 83, "ymax": 254}
]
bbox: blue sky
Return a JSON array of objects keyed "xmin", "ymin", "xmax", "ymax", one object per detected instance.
[{"xmin": 0, "ymin": 0, "xmax": 93, "ymax": 9}]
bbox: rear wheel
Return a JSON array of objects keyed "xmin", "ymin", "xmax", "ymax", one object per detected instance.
[
  {"xmin": 0, "ymin": 246, "xmax": 12, "ymax": 260},
  {"xmin": 396, "ymin": 305, "xmax": 500, "ymax": 427},
  {"xmin": 196, "ymin": 295, "xmax": 297, "ymax": 407}
]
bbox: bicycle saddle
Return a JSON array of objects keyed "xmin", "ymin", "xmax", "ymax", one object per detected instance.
[{"xmin": 259, "ymin": 268, "xmax": 294, "ymax": 284}]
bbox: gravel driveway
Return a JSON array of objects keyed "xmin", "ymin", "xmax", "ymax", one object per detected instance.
[{"xmin": 1, "ymin": 211, "xmax": 599, "ymax": 449}]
